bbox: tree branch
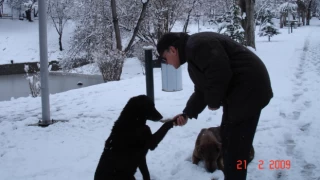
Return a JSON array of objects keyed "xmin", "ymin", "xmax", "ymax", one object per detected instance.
[{"xmin": 124, "ymin": 0, "xmax": 150, "ymax": 53}]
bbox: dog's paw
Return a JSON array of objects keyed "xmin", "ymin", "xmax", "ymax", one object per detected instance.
[
  {"xmin": 159, "ymin": 118, "xmax": 178, "ymax": 124},
  {"xmin": 159, "ymin": 114, "xmax": 186, "ymax": 123},
  {"xmin": 159, "ymin": 119, "xmax": 174, "ymax": 123}
]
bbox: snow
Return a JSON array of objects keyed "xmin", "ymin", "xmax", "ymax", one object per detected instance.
[
  {"xmin": 0, "ymin": 19, "xmax": 75, "ymax": 65},
  {"xmin": 143, "ymin": 45, "xmax": 154, "ymax": 50},
  {"xmin": 1, "ymin": 15, "xmax": 320, "ymax": 180},
  {"xmin": 242, "ymin": 12, "xmax": 246, "ymax": 19}
]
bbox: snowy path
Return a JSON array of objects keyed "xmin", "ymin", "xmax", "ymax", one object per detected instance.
[{"xmin": 276, "ymin": 24, "xmax": 320, "ymax": 180}]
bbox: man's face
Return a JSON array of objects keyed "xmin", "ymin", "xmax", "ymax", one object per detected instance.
[{"xmin": 161, "ymin": 46, "xmax": 180, "ymax": 69}]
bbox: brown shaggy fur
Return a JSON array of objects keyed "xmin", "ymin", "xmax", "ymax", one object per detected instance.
[{"xmin": 192, "ymin": 126, "xmax": 255, "ymax": 173}]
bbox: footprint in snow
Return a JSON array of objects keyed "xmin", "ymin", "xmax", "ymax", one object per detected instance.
[
  {"xmin": 275, "ymin": 170, "xmax": 288, "ymax": 180},
  {"xmin": 206, "ymin": 117, "xmax": 212, "ymax": 122},
  {"xmin": 0, "ymin": 151, "xmax": 6, "ymax": 157},
  {"xmin": 288, "ymin": 111, "xmax": 301, "ymax": 120},
  {"xmin": 296, "ymin": 82, "xmax": 303, "ymax": 86},
  {"xmin": 295, "ymin": 71, "xmax": 304, "ymax": 79},
  {"xmin": 279, "ymin": 112, "xmax": 286, "ymax": 119},
  {"xmin": 299, "ymin": 122, "xmax": 311, "ymax": 132},
  {"xmin": 303, "ymin": 101, "xmax": 312, "ymax": 108},
  {"xmin": 283, "ymin": 133, "xmax": 296, "ymax": 156},
  {"xmin": 301, "ymin": 163, "xmax": 317, "ymax": 179}
]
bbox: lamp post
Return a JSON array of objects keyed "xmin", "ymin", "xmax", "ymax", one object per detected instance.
[{"xmin": 38, "ymin": 0, "xmax": 51, "ymax": 126}]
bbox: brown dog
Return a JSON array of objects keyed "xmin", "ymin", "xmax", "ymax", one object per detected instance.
[{"xmin": 192, "ymin": 126, "xmax": 255, "ymax": 173}]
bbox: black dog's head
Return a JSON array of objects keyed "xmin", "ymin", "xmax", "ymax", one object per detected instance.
[{"xmin": 122, "ymin": 95, "xmax": 163, "ymax": 122}]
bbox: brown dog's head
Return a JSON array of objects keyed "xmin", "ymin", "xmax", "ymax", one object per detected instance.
[{"xmin": 198, "ymin": 130, "xmax": 222, "ymax": 173}]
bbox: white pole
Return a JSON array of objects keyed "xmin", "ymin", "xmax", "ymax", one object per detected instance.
[{"xmin": 38, "ymin": 0, "xmax": 51, "ymax": 125}]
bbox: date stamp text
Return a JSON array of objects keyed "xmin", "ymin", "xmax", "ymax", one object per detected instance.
[{"xmin": 237, "ymin": 160, "xmax": 291, "ymax": 170}]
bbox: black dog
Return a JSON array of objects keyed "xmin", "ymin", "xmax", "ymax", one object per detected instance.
[{"xmin": 94, "ymin": 95, "xmax": 179, "ymax": 180}]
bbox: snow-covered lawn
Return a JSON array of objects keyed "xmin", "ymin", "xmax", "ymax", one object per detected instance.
[
  {"xmin": 1, "ymin": 15, "xmax": 320, "ymax": 180},
  {"xmin": 0, "ymin": 18, "xmax": 75, "ymax": 65}
]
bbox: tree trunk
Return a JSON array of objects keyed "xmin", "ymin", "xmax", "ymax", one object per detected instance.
[
  {"xmin": 26, "ymin": 10, "xmax": 32, "ymax": 22},
  {"xmin": 306, "ymin": 0, "xmax": 312, "ymax": 25},
  {"xmin": 268, "ymin": 36, "xmax": 270, "ymax": 42},
  {"xmin": 302, "ymin": 12, "xmax": 305, "ymax": 25},
  {"xmin": 59, "ymin": 34, "xmax": 63, "ymax": 51},
  {"xmin": 280, "ymin": 14, "xmax": 284, "ymax": 28},
  {"xmin": 164, "ymin": 9, "xmax": 169, "ymax": 33},
  {"xmin": 124, "ymin": 0, "xmax": 150, "ymax": 53},
  {"xmin": 34, "ymin": 9, "xmax": 38, "ymax": 17},
  {"xmin": 156, "ymin": 19, "xmax": 163, "ymax": 40},
  {"xmin": 238, "ymin": 0, "xmax": 255, "ymax": 48},
  {"xmin": 183, "ymin": 0, "xmax": 197, "ymax": 33},
  {"xmin": 244, "ymin": 0, "xmax": 255, "ymax": 49},
  {"xmin": 110, "ymin": 0, "xmax": 122, "ymax": 51},
  {"xmin": 183, "ymin": 14, "xmax": 191, "ymax": 33}
]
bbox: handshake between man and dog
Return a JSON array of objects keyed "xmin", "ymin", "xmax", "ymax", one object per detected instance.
[
  {"xmin": 94, "ymin": 94, "xmax": 255, "ymax": 180},
  {"xmin": 94, "ymin": 95, "xmax": 183, "ymax": 180}
]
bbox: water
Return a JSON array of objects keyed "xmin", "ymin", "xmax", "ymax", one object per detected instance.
[{"xmin": 0, "ymin": 72, "xmax": 104, "ymax": 102}]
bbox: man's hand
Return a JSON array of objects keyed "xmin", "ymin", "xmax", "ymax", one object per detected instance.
[
  {"xmin": 208, "ymin": 106, "xmax": 219, "ymax": 111},
  {"xmin": 173, "ymin": 113, "xmax": 188, "ymax": 126}
]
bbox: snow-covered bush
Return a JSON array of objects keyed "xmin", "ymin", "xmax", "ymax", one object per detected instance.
[
  {"xmin": 258, "ymin": 8, "xmax": 281, "ymax": 41},
  {"xmin": 94, "ymin": 49, "xmax": 125, "ymax": 82},
  {"xmin": 216, "ymin": 2, "xmax": 245, "ymax": 45},
  {"xmin": 24, "ymin": 64, "xmax": 41, "ymax": 98},
  {"xmin": 279, "ymin": 2, "xmax": 298, "ymax": 17}
]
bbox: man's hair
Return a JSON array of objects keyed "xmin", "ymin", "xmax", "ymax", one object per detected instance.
[{"xmin": 156, "ymin": 32, "xmax": 182, "ymax": 56}]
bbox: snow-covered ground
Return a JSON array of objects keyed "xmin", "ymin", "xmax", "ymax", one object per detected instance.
[
  {"xmin": 0, "ymin": 18, "xmax": 75, "ymax": 65},
  {"xmin": 1, "ymin": 12, "xmax": 320, "ymax": 180}
]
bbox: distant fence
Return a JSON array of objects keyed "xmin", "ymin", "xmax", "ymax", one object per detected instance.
[{"xmin": 0, "ymin": 61, "xmax": 60, "ymax": 75}]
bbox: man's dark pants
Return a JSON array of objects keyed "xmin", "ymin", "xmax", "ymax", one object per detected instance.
[{"xmin": 220, "ymin": 103, "xmax": 261, "ymax": 180}]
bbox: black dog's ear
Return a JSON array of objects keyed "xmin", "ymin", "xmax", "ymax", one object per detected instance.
[
  {"xmin": 123, "ymin": 95, "xmax": 163, "ymax": 120},
  {"xmin": 139, "ymin": 95, "xmax": 163, "ymax": 121},
  {"xmin": 123, "ymin": 95, "xmax": 151, "ymax": 118},
  {"xmin": 122, "ymin": 96, "xmax": 144, "ymax": 116}
]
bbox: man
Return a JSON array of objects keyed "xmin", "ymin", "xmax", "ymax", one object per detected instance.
[{"xmin": 156, "ymin": 32, "xmax": 273, "ymax": 180}]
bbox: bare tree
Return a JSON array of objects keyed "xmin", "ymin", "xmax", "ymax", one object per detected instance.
[
  {"xmin": 62, "ymin": 0, "xmax": 113, "ymax": 71},
  {"xmin": 24, "ymin": 0, "xmax": 36, "ymax": 22},
  {"xmin": 64, "ymin": 0, "xmax": 151, "ymax": 82},
  {"xmin": 295, "ymin": 0, "xmax": 317, "ymax": 26},
  {"xmin": 279, "ymin": 2, "xmax": 298, "ymax": 28},
  {"xmin": 48, "ymin": 0, "xmax": 73, "ymax": 51},
  {"xmin": 124, "ymin": 0, "xmax": 150, "ymax": 52},
  {"xmin": 136, "ymin": 0, "xmax": 185, "ymax": 49},
  {"xmin": 183, "ymin": 0, "xmax": 199, "ymax": 32}
]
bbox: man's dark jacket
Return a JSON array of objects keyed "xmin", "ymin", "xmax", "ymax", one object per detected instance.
[{"xmin": 178, "ymin": 32, "xmax": 273, "ymax": 120}]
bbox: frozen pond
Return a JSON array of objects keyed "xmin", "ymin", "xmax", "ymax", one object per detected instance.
[{"xmin": 0, "ymin": 72, "xmax": 104, "ymax": 101}]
